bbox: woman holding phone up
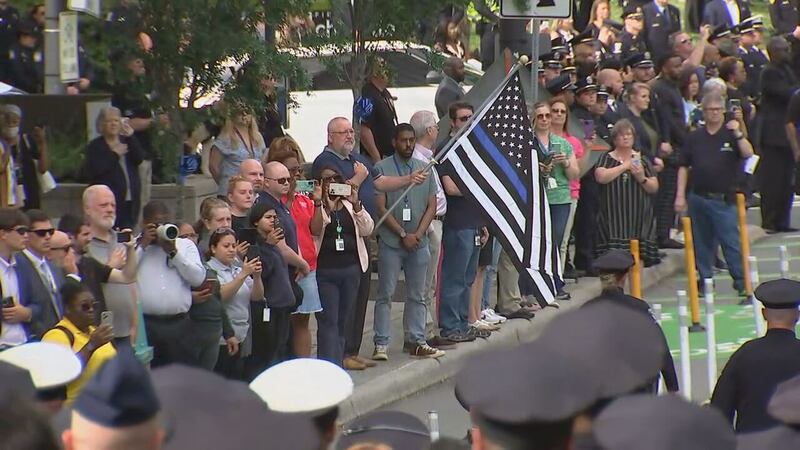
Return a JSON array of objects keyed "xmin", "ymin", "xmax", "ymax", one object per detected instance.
[
  {"xmin": 206, "ymin": 227, "xmax": 264, "ymax": 380},
  {"xmin": 312, "ymin": 166, "xmax": 374, "ymax": 368},
  {"xmin": 268, "ymin": 147, "xmax": 324, "ymax": 358}
]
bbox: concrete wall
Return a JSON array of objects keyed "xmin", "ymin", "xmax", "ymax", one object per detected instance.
[{"xmin": 42, "ymin": 175, "xmax": 219, "ymax": 224}]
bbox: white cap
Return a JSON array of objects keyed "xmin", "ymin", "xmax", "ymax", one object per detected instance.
[
  {"xmin": 0, "ymin": 342, "xmax": 81, "ymax": 389},
  {"xmin": 249, "ymin": 358, "xmax": 354, "ymax": 413}
]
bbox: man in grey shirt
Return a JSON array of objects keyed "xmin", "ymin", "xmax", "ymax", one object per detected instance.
[{"xmin": 435, "ymin": 57, "xmax": 466, "ymax": 118}]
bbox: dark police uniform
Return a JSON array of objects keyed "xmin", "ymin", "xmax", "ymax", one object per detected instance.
[
  {"xmin": 710, "ymin": 279, "xmax": 800, "ymax": 432},
  {"xmin": 770, "ymin": 0, "xmax": 799, "ymax": 35},
  {"xmin": 7, "ymin": 41, "xmax": 42, "ymax": 93},
  {"xmin": 739, "ymin": 45, "xmax": 768, "ymax": 102},
  {"xmin": 0, "ymin": 4, "xmax": 19, "ymax": 82},
  {"xmin": 641, "ymin": 1, "xmax": 681, "ymax": 62}
]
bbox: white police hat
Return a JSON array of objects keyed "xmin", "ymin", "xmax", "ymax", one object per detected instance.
[
  {"xmin": 249, "ymin": 358, "xmax": 354, "ymax": 413},
  {"xmin": 0, "ymin": 342, "xmax": 81, "ymax": 389}
]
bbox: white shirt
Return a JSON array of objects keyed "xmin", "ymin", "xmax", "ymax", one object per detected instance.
[
  {"xmin": 0, "ymin": 255, "xmax": 25, "ymax": 347},
  {"xmin": 137, "ymin": 238, "xmax": 206, "ymax": 315},
  {"xmin": 207, "ymin": 257, "xmax": 252, "ymax": 343},
  {"xmin": 412, "ymin": 143, "xmax": 447, "ymax": 216},
  {"xmin": 724, "ymin": 0, "xmax": 740, "ymax": 25}
]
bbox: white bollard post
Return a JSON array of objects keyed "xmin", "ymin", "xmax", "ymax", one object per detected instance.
[
  {"xmin": 780, "ymin": 245, "xmax": 790, "ymax": 279},
  {"xmin": 677, "ymin": 290, "xmax": 692, "ymax": 400},
  {"xmin": 748, "ymin": 256, "xmax": 765, "ymax": 337},
  {"xmin": 653, "ymin": 303, "xmax": 665, "ymax": 394},
  {"xmin": 428, "ymin": 411, "xmax": 440, "ymax": 442},
  {"xmin": 704, "ymin": 279, "xmax": 718, "ymax": 395}
]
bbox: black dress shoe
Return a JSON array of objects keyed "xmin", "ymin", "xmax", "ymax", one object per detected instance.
[
  {"xmin": 780, "ymin": 227, "xmax": 800, "ymax": 233},
  {"xmin": 659, "ymin": 238, "xmax": 684, "ymax": 249},
  {"xmin": 505, "ymin": 309, "xmax": 535, "ymax": 320},
  {"xmin": 765, "ymin": 229, "xmax": 780, "ymax": 235}
]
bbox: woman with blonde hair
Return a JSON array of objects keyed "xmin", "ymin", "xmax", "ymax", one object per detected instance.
[
  {"xmin": 586, "ymin": 0, "xmax": 611, "ymax": 38},
  {"xmin": 209, "ymin": 104, "xmax": 267, "ymax": 196},
  {"xmin": 195, "ymin": 197, "xmax": 233, "ymax": 254}
]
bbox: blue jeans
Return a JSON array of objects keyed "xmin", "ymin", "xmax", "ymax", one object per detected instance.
[
  {"xmin": 316, "ymin": 265, "xmax": 362, "ymax": 366},
  {"xmin": 520, "ymin": 203, "xmax": 572, "ymax": 295},
  {"xmin": 687, "ymin": 193, "xmax": 745, "ymax": 290},
  {"xmin": 481, "ymin": 239, "xmax": 502, "ymax": 310},
  {"xmin": 440, "ymin": 227, "xmax": 480, "ymax": 336},
  {"xmin": 373, "ymin": 241, "xmax": 431, "ymax": 346}
]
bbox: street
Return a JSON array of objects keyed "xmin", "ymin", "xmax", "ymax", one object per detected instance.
[{"xmin": 363, "ymin": 201, "xmax": 800, "ymax": 439}]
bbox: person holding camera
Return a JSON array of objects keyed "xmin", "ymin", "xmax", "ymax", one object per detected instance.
[
  {"xmin": 207, "ymin": 227, "xmax": 264, "ymax": 379},
  {"xmin": 42, "ymin": 279, "xmax": 117, "ymax": 402},
  {"xmin": 136, "ymin": 200, "xmax": 206, "ymax": 368},
  {"xmin": 675, "ymin": 93, "xmax": 753, "ymax": 296},
  {"xmin": 244, "ymin": 202, "xmax": 296, "ymax": 380},
  {"xmin": 312, "ymin": 166, "xmax": 374, "ymax": 368}
]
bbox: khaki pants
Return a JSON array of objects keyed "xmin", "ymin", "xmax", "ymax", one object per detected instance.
[
  {"xmin": 496, "ymin": 249, "xmax": 522, "ymax": 314},
  {"xmin": 424, "ymin": 219, "xmax": 443, "ymax": 337}
]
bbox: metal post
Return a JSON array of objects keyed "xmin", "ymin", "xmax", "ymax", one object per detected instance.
[
  {"xmin": 653, "ymin": 303, "xmax": 665, "ymax": 394},
  {"xmin": 44, "ymin": 0, "xmax": 65, "ymax": 94},
  {"xmin": 736, "ymin": 193, "xmax": 753, "ymax": 296},
  {"xmin": 780, "ymin": 245, "xmax": 790, "ymax": 279},
  {"xmin": 704, "ymin": 278, "xmax": 718, "ymax": 394},
  {"xmin": 748, "ymin": 256, "xmax": 765, "ymax": 336},
  {"xmin": 428, "ymin": 411, "xmax": 440, "ymax": 442},
  {"xmin": 530, "ymin": 19, "xmax": 539, "ymax": 105},
  {"xmin": 677, "ymin": 290, "xmax": 692, "ymax": 400},
  {"xmin": 681, "ymin": 216, "xmax": 705, "ymax": 331},
  {"xmin": 630, "ymin": 239, "xmax": 642, "ymax": 299}
]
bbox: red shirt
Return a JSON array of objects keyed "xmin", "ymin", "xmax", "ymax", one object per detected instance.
[{"xmin": 283, "ymin": 193, "xmax": 318, "ymax": 271}]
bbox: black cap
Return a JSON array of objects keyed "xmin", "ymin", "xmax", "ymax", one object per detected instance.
[
  {"xmin": 709, "ymin": 25, "xmax": 733, "ymax": 41},
  {"xmin": 604, "ymin": 20, "xmax": 624, "ymax": 33},
  {"xmin": 456, "ymin": 344, "xmax": 600, "ymax": 424},
  {"xmin": 625, "ymin": 52, "xmax": 654, "ymax": 69},
  {"xmin": 73, "ymin": 348, "xmax": 160, "ymax": 428},
  {"xmin": 546, "ymin": 73, "xmax": 576, "ymax": 95},
  {"xmin": 16, "ymin": 20, "xmax": 36, "ymax": 36},
  {"xmin": 570, "ymin": 28, "xmax": 596, "ymax": 47},
  {"xmin": 737, "ymin": 425, "xmax": 800, "ymax": 450},
  {"xmin": 575, "ymin": 75, "xmax": 598, "ymax": 94},
  {"xmin": 561, "ymin": 64, "xmax": 577, "ymax": 73},
  {"xmin": 0, "ymin": 361, "xmax": 36, "ymax": 406},
  {"xmin": 538, "ymin": 302, "xmax": 667, "ymax": 398},
  {"xmin": 597, "ymin": 85, "xmax": 610, "ymax": 99},
  {"xmin": 593, "ymin": 394, "xmax": 736, "ymax": 450},
  {"xmin": 594, "ymin": 249, "xmax": 635, "ymax": 273},
  {"xmin": 551, "ymin": 36, "xmax": 568, "ymax": 54},
  {"xmin": 153, "ymin": 365, "xmax": 319, "ymax": 450},
  {"xmin": 737, "ymin": 15, "xmax": 764, "ymax": 34},
  {"xmin": 754, "ymin": 279, "xmax": 800, "ymax": 309},
  {"xmin": 622, "ymin": 3, "xmax": 644, "ymax": 18},
  {"xmin": 768, "ymin": 373, "xmax": 800, "ymax": 425},
  {"xmin": 539, "ymin": 52, "xmax": 562, "ymax": 69},
  {"xmin": 336, "ymin": 411, "xmax": 430, "ymax": 450}
]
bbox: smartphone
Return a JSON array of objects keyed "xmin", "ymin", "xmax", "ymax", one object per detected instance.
[
  {"xmin": 194, "ymin": 277, "xmax": 218, "ymax": 292},
  {"xmin": 580, "ymin": 119, "xmax": 595, "ymax": 140},
  {"xmin": 728, "ymin": 98, "xmax": 741, "ymax": 112},
  {"xmin": 235, "ymin": 227, "xmax": 258, "ymax": 246},
  {"xmin": 631, "ymin": 153, "xmax": 641, "ymax": 167},
  {"xmin": 551, "ymin": 141, "xmax": 563, "ymax": 155},
  {"xmin": 1, "ymin": 296, "xmax": 13, "ymax": 308},
  {"xmin": 328, "ymin": 182, "xmax": 352, "ymax": 197},
  {"xmin": 273, "ymin": 215, "xmax": 283, "ymax": 233},
  {"xmin": 116, "ymin": 231, "xmax": 132, "ymax": 243},
  {"xmin": 100, "ymin": 311, "xmax": 113, "ymax": 328},
  {"xmin": 295, "ymin": 179, "xmax": 314, "ymax": 194}
]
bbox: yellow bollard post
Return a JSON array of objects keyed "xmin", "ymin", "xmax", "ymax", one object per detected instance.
[
  {"xmin": 737, "ymin": 193, "xmax": 753, "ymax": 297},
  {"xmin": 681, "ymin": 216, "xmax": 706, "ymax": 332},
  {"xmin": 630, "ymin": 239, "xmax": 642, "ymax": 299}
]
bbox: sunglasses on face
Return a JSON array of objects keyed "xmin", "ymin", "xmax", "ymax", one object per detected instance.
[
  {"xmin": 268, "ymin": 177, "xmax": 291, "ymax": 185},
  {"xmin": 536, "ymin": 113, "xmax": 551, "ymax": 119},
  {"xmin": 51, "ymin": 245, "xmax": 71, "ymax": 252},
  {"xmin": 551, "ymin": 109, "xmax": 567, "ymax": 114},
  {"xmin": 31, "ymin": 228, "xmax": 55, "ymax": 237},
  {"xmin": 79, "ymin": 300, "xmax": 99, "ymax": 312},
  {"xmin": 6, "ymin": 226, "xmax": 29, "ymax": 235}
]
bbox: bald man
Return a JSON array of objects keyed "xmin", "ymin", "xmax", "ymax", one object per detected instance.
[
  {"xmin": 238, "ymin": 159, "xmax": 265, "ymax": 199},
  {"xmin": 48, "ymin": 231, "xmax": 79, "ymax": 278}
]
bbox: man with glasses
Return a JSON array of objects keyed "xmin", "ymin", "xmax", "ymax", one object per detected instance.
[
  {"xmin": 137, "ymin": 200, "xmax": 205, "ymax": 367},
  {"xmin": 0, "ymin": 208, "xmax": 34, "ymax": 350},
  {"xmin": 16, "ymin": 209, "xmax": 63, "ymax": 337},
  {"xmin": 675, "ymin": 93, "xmax": 753, "ymax": 297}
]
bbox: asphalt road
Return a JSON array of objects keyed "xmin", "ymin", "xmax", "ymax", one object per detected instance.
[{"xmin": 365, "ymin": 200, "xmax": 800, "ymax": 439}]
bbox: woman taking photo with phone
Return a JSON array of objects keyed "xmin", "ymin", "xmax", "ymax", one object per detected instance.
[
  {"xmin": 312, "ymin": 166, "xmax": 374, "ymax": 368},
  {"xmin": 267, "ymin": 148, "xmax": 324, "ymax": 358},
  {"xmin": 42, "ymin": 279, "xmax": 116, "ymax": 402},
  {"xmin": 206, "ymin": 227, "xmax": 264, "ymax": 380}
]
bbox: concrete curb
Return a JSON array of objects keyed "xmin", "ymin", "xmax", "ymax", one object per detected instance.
[{"xmin": 339, "ymin": 225, "xmax": 767, "ymax": 423}]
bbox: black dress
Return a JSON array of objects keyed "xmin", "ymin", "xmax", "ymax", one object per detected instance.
[
  {"xmin": 595, "ymin": 151, "xmax": 660, "ymax": 266},
  {"xmin": 83, "ymin": 135, "xmax": 143, "ymax": 229}
]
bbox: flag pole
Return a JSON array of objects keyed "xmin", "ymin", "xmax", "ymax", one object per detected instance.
[{"xmin": 371, "ymin": 60, "xmax": 527, "ymax": 233}]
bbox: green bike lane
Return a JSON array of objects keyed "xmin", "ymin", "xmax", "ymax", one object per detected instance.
[{"xmin": 642, "ymin": 233, "xmax": 800, "ymax": 400}]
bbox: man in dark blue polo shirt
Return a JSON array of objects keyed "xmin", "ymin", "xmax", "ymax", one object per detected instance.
[
  {"xmin": 258, "ymin": 161, "xmax": 310, "ymax": 277},
  {"xmin": 311, "ymin": 116, "xmax": 430, "ymax": 370}
]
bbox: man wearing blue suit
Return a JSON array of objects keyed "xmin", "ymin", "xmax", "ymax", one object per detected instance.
[
  {"xmin": 702, "ymin": 0, "xmax": 751, "ymax": 29},
  {"xmin": 642, "ymin": 0, "xmax": 682, "ymax": 62},
  {"xmin": 0, "ymin": 208, "xmax": 38, "ymax": 349},
  {"xmin": 16, "ymin": 209, "xmax": 64, "ymax": 339}
]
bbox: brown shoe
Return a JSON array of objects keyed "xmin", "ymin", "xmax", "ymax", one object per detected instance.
[
  {"xmin": 427, "ymin": 336, "xmax": 457, "ymax": 349},
  {"xmin": 343, "ymin": 356, "xmax": 367, "ymax": 370},
  {"xmin": 353, "ymin": 355, "xmax": 377, "ymax": 367}
]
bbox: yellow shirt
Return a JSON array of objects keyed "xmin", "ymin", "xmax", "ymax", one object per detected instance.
[{"xmin": 42, "ymin": 319, "xmax": 117, "ymax": 402}]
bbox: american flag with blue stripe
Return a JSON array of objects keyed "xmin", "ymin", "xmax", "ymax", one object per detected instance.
[{"xmin": 439, "ymin": 71, "xmax": 559, "ymax": 305}]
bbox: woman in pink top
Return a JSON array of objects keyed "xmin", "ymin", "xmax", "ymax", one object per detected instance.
[
  {"xmin": 268, "ymin": 144, "xmax": 323, "ymax": 358},
  {"xmin": 549, "ymin": 97, "xmax": 594, "ymax": 274}
]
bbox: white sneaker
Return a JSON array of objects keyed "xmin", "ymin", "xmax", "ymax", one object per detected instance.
[
  {"xmin": 470, "ymin": 320, "xmax": 500, "ymax": 331},
  {"xmin": 482, "ymin": 308, "xmax": 507, "ymax": 324},
  {"xmin": 372, "ymin": 345, "xmax": 388, "ymax": 361}
]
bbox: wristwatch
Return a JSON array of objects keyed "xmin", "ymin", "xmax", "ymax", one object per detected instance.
[{"xmin": 399, "ymin": 230, "xmax": 407, "ymax": 238}]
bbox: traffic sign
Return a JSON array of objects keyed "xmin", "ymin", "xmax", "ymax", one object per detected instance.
[
  {"xmin": 59, "ymin": 12, "xmax": 79, "ymax": 83},
  {"xmin": 500, "ymin": 0, "xmax": 572, "ymax": 19}
]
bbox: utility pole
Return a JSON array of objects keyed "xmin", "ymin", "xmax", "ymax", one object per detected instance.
[{"xmin": 44, "ymin": 0, "xmax": 65, "ymax": 94}]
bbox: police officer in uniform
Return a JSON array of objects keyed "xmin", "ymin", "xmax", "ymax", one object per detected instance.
[
  {"xmin": 0, "ymin": 0, "xmax": 19, "ymax": 82},
  {"xmin": 642, "ymin": 0, "xmax": 682, "ymax": 62},
  {"xmin": 618, "ymin": 3, "xmax": 648, "ymax": 64},
  {"xmin": 7, "ymin": 21, "xmax": 42, "ymax": 93},
  {"xmin": 581, "ymin": 250, "xmax": 680, "ymax": 393},
  {"xmin": 770, "ymin": 0, "xmax": 799, "ymax": 35},
  {"xmin": 710, "ymin": 278, "xmax": 800, "ymax": 433},
  {"xmin": 737, "ymin": 16, "xmax": 768, "ymax": 103}
]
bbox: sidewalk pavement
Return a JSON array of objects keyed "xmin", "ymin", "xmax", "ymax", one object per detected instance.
[{"xmin": 323, "ymin": 225, "xmax": 767, "ymax": 423}]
